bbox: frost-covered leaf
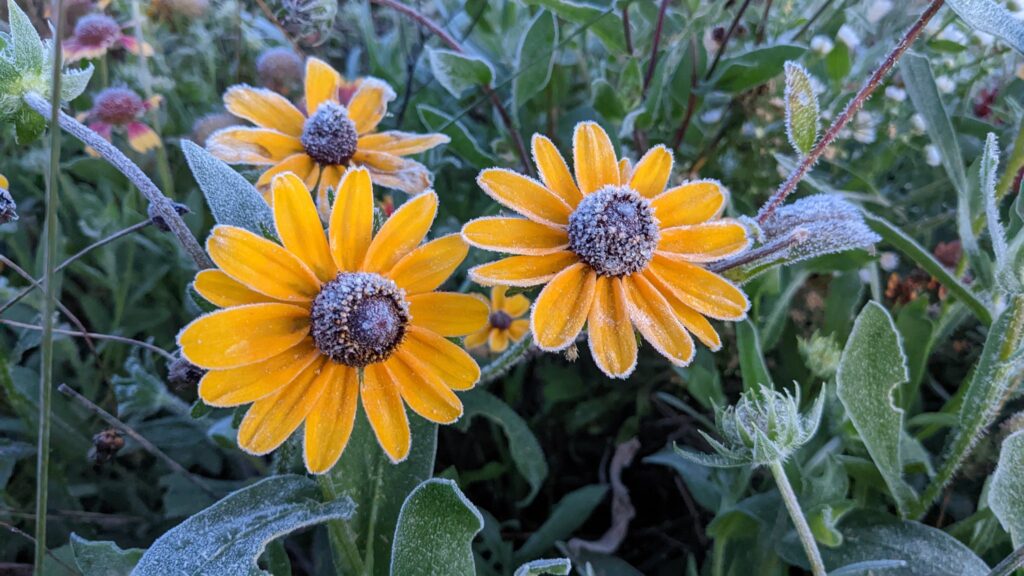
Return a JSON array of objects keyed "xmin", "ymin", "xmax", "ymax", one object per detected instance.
[
  {"xmin": 826, "ymin": 560, "xmax": 907, "ymax": 576},
  {"xmin": 390, "ymin": 479, "xmax": 483, "ymax": 576},
  {"xmin": 783, "ymin": 62, "xmax": 819, "ymax": 156},
  {"xmin": 417, "ymin": 104, "xmax": 495, "ymax": 167},
  {"xmin": 7, "ymin": 0, "xmax": 43, "ymax": 75},
  {"xmin": 901, "ymin": 52, "xmax": 968, "ymax": 195},
  {"xmin": 980, "ymin": 133, "xmax": 1008, "ymax": 270},
  {"xmin": 455, "ymin": 388, "xmax": 548, "ymax": 506},
  {"xmin": 513, "ymin": 484, "xmax": 608, "ymax": 564},
  {"xmin": 513, "ymin": 10, "xmax": 557, "ymax": 110},
  {"xmin": 180, "ymin": 140, "xmax": 274, "ymax": 235},
  {"xmin": 990, "ymin": 430, "xmax": 1024, "ymax": 547},
  {"xmin": 60, "ymin": 64, "xmax": 94, "ymax": 103},
  {"xmin": 836, "ymin": 302, "xmax": 918, "ymax": 517},
  {"xmin": 514, "ymin": 558, "xmax": 572, "ymax": 576},
  {"xmin": 946, "ymin": 0, "xmax": 1024, "ymax": 55},
  {"xmin": 132, "ymin": 475, "xmax": 354, "ymax": 576},
  {"xmin": 14, "ymin": 102, "xmax": 45, "ymax": 144},
  {"xmin": 520, "ymin": 0, "xmax": 625, "ymax": 53},
  {"xmin": 71, "ymin": 533, "xmax": 144, "ymax": 576},
  {"xmin": 427, "ymin": 48, "xmax": 494, "ymax": 99}
]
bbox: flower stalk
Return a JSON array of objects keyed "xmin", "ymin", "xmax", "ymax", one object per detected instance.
[
  {"xmin": 769, "ymin": 460, "xmax": 826, "ymax": 576},
  {"xmin": 316, "ymin": 475, "xmax": 366, "ymax": 575}
]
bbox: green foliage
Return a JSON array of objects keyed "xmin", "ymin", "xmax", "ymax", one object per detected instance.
[
  {"xmin": 989, "ymin": 430, "xmax": 1024, "ymax": 548},
  {"xmin": 180, "ymin": 141, "xmax": 274, "ymax": 235},
  {"xmin": 427, "ymin": 48, "xmax": 495, "ymax": 99},
  {"xmin": 70, "ymin": 534, "xmax": 144, "ymax": 576},
  {"xmin": 391, "ymin": 479, "xmax": 484, "ymax": 576},
  {"xmin": 783, "ymin": 62, "xmax": 819, "ymax": 156}
]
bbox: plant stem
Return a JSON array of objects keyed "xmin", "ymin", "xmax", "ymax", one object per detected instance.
[
  {"xmin": 769, "ymin": 460, "xmax": 826, "ymax": 576},
  {"xmin": 479, "ymin": 333, "xmax": 534, "ymax": 385},
  {"xmin": 988, "ymin": 544, "xmax": 1024, "ymax": 576},
  {"xmin": 316, "ymin": 475, "xmax": 365, "ymax": 575},
  {"xmin": 0, "ymin": 255, "xmax": 95, "ymax": 353},
  {"xmin": 642, "ymin": 0, "xmax": 670, "ymax": 96},
  {"xmin": 705, "ymin": 0, "xmax": 754, "ymax": 81},
  {"xmin": 34, "ymin": 1, "xmax": 65, "ymax": 571},
  {"xmin": 131, "ymin": 0, "xmax": 175, "ymax": 198},
  {"xmin": 1, "ymin": 320, "xmax": 174, "ymax": 360},
  {"xmin": 22, "ymin": 93, "xmax": 212, "ymax": 270},
  {"xmin": 362, "ymin": 457, "xmax": 384, "ymax": 576},
  {"xmin": 757, "ymin": 0, "xmax": 944, "ymax": 225}
]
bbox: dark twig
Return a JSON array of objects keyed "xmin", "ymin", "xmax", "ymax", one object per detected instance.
[
  {"xmin": 58, "ymin": 384, "xmax": 218, "ymax": 498},
  {"xmin": 0, "ymin": 255, "xmax": 95, "ymax": 352},
  {"xmin": 755, "ymin": 0, "xmax": 773, "ymax": 44},
  {"xmin": 642, "ymin": 0, "xmax": 671, "ymax": 96},
  {"xmin": 794, "ymin": 0, "xmax": 836, "ymax": 41},
  {"xmin": 988, "ymin": 544, "xmax": 1024, "ymax": 576},
  {"xmin": 757, "ymin": 0, "xmax": 943, "ymax": 225},
  {"xmin": 1, "ymin": 520, "xmax": 77, "ymax": 575},
  {"xmin": 705, "ymin": 0, "xmax": 754, "ymax": 81},
  {"xmin": 1, "ymin": 320, "xmax": 175, "ymax": 361},
  {"xmin": 622, "ymin": 2, "xmax": 634, "ymax": 55}
]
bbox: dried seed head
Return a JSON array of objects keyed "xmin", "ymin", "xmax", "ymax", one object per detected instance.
[
  {"xmin": 89, "ymin": 428, "xmax": 125, "ymax": 468},
  {"xmin": 167, "ymin": 351, "xmax": 206, "ymax": 390},
  {"xmin": 93, "ymin": 87, "xmax": 146, "ymax": 125},
  {"xmin": 489, "ymin": 310, "xmax": 512, "ymax": 330},
  {"xmin": 256, "ymin": 47, "xmax": 304, "ymax": 93},
  {"xmin": 301, "ymin": 102, "xmax": 359, "ymax": 166},
  {"xmin": 310, "ymin": 272, "xmax": 409, "ymax": 367},
  {"xmin": 73, "ymin": 14, "xmax": 121, "ymax": 47},
  {"xmin": 0, "ymin": 187, "xmax": 16, "ymax": 225},
  {"xmin": 567, "ymin": 186, "xmax": 659, "ymax": 277}
]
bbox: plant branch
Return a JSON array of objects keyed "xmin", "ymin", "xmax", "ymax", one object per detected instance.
[
  {"xmin": 622, "ymin": 2, "xmax": 633, "ymax": 55},
  {"xmin": 2, "ymin": 520, "xmax": 77, "ymax": 575},
  {"xmin": 479, "ymin": 333, "xmax": 534, "ymax": 385},
  {"xmin": 22, "ymin": 92, "xmax": 212, "ymax": 270},
  {"xmin": 1, "ymin": 320, "xmax": 175, "ymax": 360},
  {"xmin": 705, "ymin": 0, "xmax": 754, "ymax": 81},
  {"xmin": 769, "ymin": 460, "xmax": 826, "ymax": 576},
  {"xmin": 0, "ymin": 255, "xmax": 94, "ymax": 352},
  {"xmin": 756, "ymin": 0, "xmax": 943, "ymax": 225},
  {"xmin": 988, "ymin": 544, "xmax": 1024, "ymax": 576},
  {"xmin": 793, "ymin": 0, "xmax": 835, "ymax": 41},
  {"xmin": 642, "ymin": 0, "xmax": 671, "ymax": 96}
]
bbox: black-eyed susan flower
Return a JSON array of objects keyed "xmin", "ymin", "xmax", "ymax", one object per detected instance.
[
  {"xmin": 207, "ymin": 57, "xmax": 449, "ymax": 216},
  {"xmin": 462, "ymin": 122, "xmax": 751, "ymax": 379},
  {"xmin": 0, "ymin": 174, "xmax": 16, "ymax": 225},
  {"xmin": 63, "ymin": 13, "xmax": 151, "ymax": 62},
  {"xmin": 178, "ymin": 168, "xmax": 488, "ymax": 471},
  {"xmin": 80, "ymin": 87, "xmax": 162, "ymax": 153},
  {"xmin": 465, "ymin": 286, "xmax": 531, "ymax": 353}
]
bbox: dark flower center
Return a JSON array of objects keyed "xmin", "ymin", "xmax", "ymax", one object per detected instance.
[
  {"xmin": 489, "ymin": 310, "xmax": 513, "ymax": 330},
  {"xmin": 567, "ymin": 186, "xmax": 660, "ymax": 277},
  {"xmin": 93, "ymin": 87, "xmax": 145, "ymax": 125},
  {"xmin": 301, "ymin": 102, "xmax": 359, "ymax": 166},
  {"xmin": 74, "ymin": 14, "xmax": 121, "ymax": 46},
  {"xmin": 310, "ymin": 272, "xmax": 408, "ymax": 367}
]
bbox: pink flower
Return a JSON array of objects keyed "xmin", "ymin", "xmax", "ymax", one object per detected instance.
[
  {"xmin": 63, "ymin": 14, "xmax": 152, "ymax": 62},
  {"xmin": 81, "ymin": 87, "xmax": 162, "ymax": 153}
]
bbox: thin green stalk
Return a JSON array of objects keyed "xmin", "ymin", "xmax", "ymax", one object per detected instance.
[
  {"xmin": 131, "ymin": 0, "xmax": 175, "ymax": 197},
  {"xmin": 316, "ymin": 475, "xmax": 365, "ymax": 575},
  {"xmin": 479, "ymin": 333, "xmax": 533, "ymax": 385},
  {"xmin": 34, "ymin": 1, "xmax": 65, "ymax": 572},
  {"xmin": 362, "ymin": 456, "xmax": 384, "ymax": 575},
  {"xmin": 769, "ymin": 461, "xmax": 826, "ymax": 576}
]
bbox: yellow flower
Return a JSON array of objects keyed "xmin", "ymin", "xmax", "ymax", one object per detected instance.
[
  {"xmin": 462, "ymin": 122, "xmax": 750, "ymax": 379},
  {"xmin": 0, "ymin": 175, "xmax": 7, "ymax": 189},
  {"xmin": 465, "ymin": 286, "xmax": 531, "ymax": 353},
  {"xmin": 178, "ymin": 168, "xmax": 488, "ymax": 471},
  {"xmin": 208, "ymin": 57, "xmax": 450, "ymax": 216}
]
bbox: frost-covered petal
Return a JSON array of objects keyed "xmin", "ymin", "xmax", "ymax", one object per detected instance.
[
  {"xmin": 643, "ymin": 270, "xmax": 721, "ymax": 350},
  {"xmin": 650, "ymin": 180, "xmax": 728, "ymax": 227},
  {"xmin": 573, "ymin": 122, "xmax": 619, "ymax": 194},
  {"xmin": 408, "ymin": 292, "xmax": 490, "ymax": 336},
  {"xmin": 587, "ymin": 276, "xmax": 638, "ymax": 378},
  {"xmin": 198, "ymin": 339, "xmax": 320, "ymax": 407},
  {"xmin": 386, "ymin": 351, "xmax": 463, "ymax": 424},
  {"xmin": 305, "ymin": 57, "xmax": 342, "ymax": 115},
  {"xmin": 629, "ymin": 145, "xmax": 673, "ymax": 198},
  {"xmin": 489, "ymin": 328, "xmax": 509, "ymax": 352},
  {"xmin": 329, "ymin": 167, "xmax": 374, "ymax": 272},
  {"xmin": 469, "ymin": 252, "xmax": 580, "ymax": 287},
  {"xmin": 358, "ymin": 131, "xmax": 450, "ymax": 156},
  {"xmin": 193, "ymin": 269, "xmax": 272, "ymax": 308},
  {"xmin": 402, "ymin": 326, "xmax": 480, "ymax": 391},
  {"xmin": 272, "ymin": 173, "xmax": 337, "ymax": 282},
  {"xmin": 304, "ymin": 364, "xmax": 358, "ymax": 474},
  {"xmin": 531, "ymin": 263, "xmax": 597, "ymax": 351},
  {"xmin": 363, "ymin": 191, "xmax": 438, "ymax": 274},
  {"xmin": 237, "ymin": 358, "xmax": 331, "ymax": 455},
  {"xmin": 347, "ymin": 78, "xmax": 396, "ymax": 134},
  {"xmin": 532, "ymin": 134, "xmax": 583, "ymax": 207},
  {"xmin": 657, "ymin": 220, "xmax": 751, "ymax": 262},
  {"xmin": 621, "ymin": 273, "xmax": 695, "ymax": 367},
  {"xmin": 362, "ymin": 362, "xmax": 411, "ymax": 463},
  {"xmin": 178, "ymin": 303, "xmax": 311, "ymax": 369},
  {"xmin": 207, "ymin": 225, "xmax": 321, "ymax": 302},
  {"xmin": 207, "ymin": 128, "xmax": 303, "ymax": 164},
  {"xmin": 255, "ymin": 154, "xmax": 318, "ymax": 191},
  {"xmin": 477, "ymin": 168, "xmax": 572, "ymax": 227},
  {"xmin": 648, "ymin": 254, "xmax": 749, "ymax": 320},
  {"xmin": 223, "ymin": 85, "xmax": 305, "ymax": 137},
  {"xmin": 462, "ymin": 217, "xmax": 569, "ymax": 255},
  {"xmin": 388, "ymin": 234, "xmax": 468, "ymax": 294}
]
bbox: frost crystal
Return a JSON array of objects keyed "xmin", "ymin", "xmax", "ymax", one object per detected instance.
[
  {"xmin": 567, "ymin": 186, "xmax": 659, "ymax": 277},
  {"xmin": 301, "ymin": 102, "xmax": 358, "ymax": 166},
  {"xmin": 310, "ymin": 272, "xmax": 409, "ymax": 367}
]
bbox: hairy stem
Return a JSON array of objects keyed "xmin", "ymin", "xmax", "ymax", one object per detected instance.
[
  {"xmin": 988, "ymin": 544, "xmax": 1024, "ymax": 576},
  {"xmin": 316, "ymin": 475, "xmax": 365, "ymax": 575},
  {"xmin": 757, "ymin": 0, "xmax": 944, "ymax": 225},
  {"xmin": 22, "ymin": 93, "xmax": 212, "ymax": 270},
  {"xmin": 479, "ymin": 334, "xmax": 534, "ymax": 385},
  {"xmin": 769, "ymin": 460, "xmax": 826, "ymax": 576}
]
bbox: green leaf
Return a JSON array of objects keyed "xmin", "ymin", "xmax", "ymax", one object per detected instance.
[
  {"xmin": 416, "ymin": 104, "xmax": 495, "ymax": 167},
  {"xmin": 980, "ymin": 133, "xmax": 1008, "ymax": 268},
  {"xmin": 180, "ymin": 140, "xmax": 274, "ymax": 235},
  {"xmin": 14, "ymin": 102, "xmax": 45, "ymax": 144},
  {"xmin": 456, "ymin": 388, "xmax": 548, "ymax": 506},
  {"xmin": 513, "ymin": 10, "xmax": 557, "ymax": 110},
  {"xmin": 390, "ymin": 479, "xmax": 483, "ymax": 576},
  {"xmin": 521, "ymin": 0, "xmax": 624, "ymax": 54},
  {"xmin": 836, "ymin": 302, "xmax": 918, "ymax": 517},
  {"xmin": 946, "ymin": 0, "xmax": 1024, "ymax": 55},
  {"xmin": 990, "ymin": 429, "xmax": 1024, "ymax": 547},
  {"xmin": 60, "ymin": 64, "xmax": 94, "ymax": 103},
  {"xmin": 514, "ymin": 558, "xmax": 572, "ymax": 576},
  {"xmin": 513, "ymin": 484, "xmax": 608, "ymax": 564},
  {"xmin": 824, "ymin": 42, "xmax": 851, "ymax": 82},
  {"xmin": 783, "ymin": 62, "xmax": 819, "ymax": 156},
  {"xmin": 328, "ymin": 408, "xmax": 437, "ymax": 576},
  {"xmin": 7, "ymin": 0, "xmax": 43, "ymax": 74},
  {"xmin": 427, "ymin": 48, "xmax": 495, "ymax": 99},
  {"xmin": 70, "ymin": 533, "xmax": 144, "ymax": 576},
  {"xmin": 133, "ymin": 475, "xmax": 354, "ymax": 576},
  {"xmin": 736, "ymin": 319, "xmax": 773, "ymax": 392},
  {"xmin": 711, "ymin": 44, "xmax": 806, "ymax": 93}
]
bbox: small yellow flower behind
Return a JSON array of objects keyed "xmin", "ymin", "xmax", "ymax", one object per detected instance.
[
  {"xmin": 207, "ymin": 57, "xmax": 449, "ymax": 217},
  {"xmin": 465, "ymin": 286, "xmax": 531, "ymax": 353},
  {"xmin": 178, "ymin": 168, "xmax": 488, "ymax": 472},
  {"xmin": 462, "ymin": 121, "xmax": 751, "ymax": 379}
]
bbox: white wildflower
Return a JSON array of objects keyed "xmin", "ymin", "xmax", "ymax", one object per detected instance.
[
  {"xmin": 810, "ymin": 35, "xmax": 834, "ymax": 55},
  {"xmin": 837, "ymin": 24, "xmax": 860, "ymax": 49},
  {"xmin": 925, "ymin": 144, "xmax": 942, "ymax": 167}
]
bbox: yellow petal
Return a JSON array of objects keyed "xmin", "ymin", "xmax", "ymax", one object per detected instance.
[
  {"xmin": 126, "ymin": 122, "xmax": 162, "ymax": 153},
  {"xmin": 502, "ymin": 293, "xmax": 531, "ymax": 318},
  {"xmin": 362, "ymin": 158, "xmax": 433, "ymax": 194},
  {"xmin": 207, "ymin": 225, "xmax": 321, "ymax": 302},
  {"xmin": 193, "ymin": 269, "xmax": 272, "ymax": 308},
  {"xmin": 531, "ymin": 134, "xmax": 582, "ymax": 207},
  {"xmin": 408, "ymin": 292, "xmax": 490, "ymax": 336},
  {"xmin": 0, "ymin": 175, "xmax": 7, "ymax": 189},
  {"xmin": 316, "ymin": 164, "xmax": 342, "ymax": 221},
  {"xmin": 629, "ymin": 145, "xmax": 673, "ymax": 198},
  {"xmin": 304, "ymin": 365, "xmax": 359, "ymax": 474},
  {"xmin": 198, "ymin": 339, "xmax": 320, "ymax": 406},
  {"xmin": 648, "ymin": 254, "xmax": 749, "ymax": 320},
  {"xmin": 644, "ymin": 270, "xmax": 721, "ymax": 350},
  {"xmin": 489, "ymin": 328, "xmax": 509, "ymax": 353},
  {"xmin": 207, "ymin": 128, "xmax": 303, "ymax": 164},
  {"xmin": 531, "ymin": 262, "xmax": 596, "ymax": 351},
  {"xmin": 358, "ymin": 131, "xmax": 450, "ymax": 156},
  {"xmin": 305, "ymin": 57, "xmax": 341, "ymax": 115},
  {"xmin": 402, "ymin": 326, "xmax": 481, "ymax": 391},
  {"xmin": 477, "ymin": 169, "xmax": 572, "ymax": 227},
  {"xmin": 386, "ymin": 351, "xmax": 463, "ymax": 424},
  {"xmin": 178, "ymin": 303, "xmax": 311, "ymax": 369},
  {"xmin": 362, "ymin": 362, "xmax": 411, "ymax": 463},
  {"xmin": 224, "ymin": 85, "xmax": 305, "ymax": 137},
  {"xmin": 464, "ymin": 327, "xmax": 489, "ymax": 349},
  {"xmin": 621, "ymin": 273, "xmax": 695, "ymax": 367},
  {"xmin": 256, "ymin": 154, "xmax": 317, "ymax": 190},
  {"xmin": 352, "ymin": 149, "xmax": 406, "ymax": 171},
  {"xmin": 508, "ymin": 319, "xmax": 530, "ymax": 340},
  {"xmin": 462, "ymin": 217, "xmax": 569, "ymax": 256},
  {"xmin": 347, "ymin": 78, "xmax": 396, "ymax": 134},
  {"xmin": 491, "ymin": 285, "xmax": 507, "ymax": 309},
  {"xmin": 388, "ymin": 234, "xmax": 468, "ymax": 294},
  {"xmin": 618, "ymin": 157, "xmax": 633, "ymax": 183},
  {"xmin": 329, "ymin": 167, "xmax": 374, "ymax": 272},
  {"xmin": 573, "ymin": 121, "xmax": 619, "ymax": 194},
  {"xmin": 237, "ymin": 358, "xmax": 331, "ymax": 455},
  {"xmin": 273, "ymin": 173, "xmax": 337, "ymax": 282},
  {"xmin": 363, "ymin": 191, "xmax": 438, "ymax": 274},
  {"xmin": 469, "ymin": 252, "xmax": 580, "ymax": 287},
  {"xmin": 587, "ymin": 276, "xmax": 637, "ymax": 378},
  {"xmin": 650, "ymin": 179, "xmax": 728, "ymax": 227},
  {"xmin": 657, "ymin": 220, "xmax": 751, "ymax": 262}
]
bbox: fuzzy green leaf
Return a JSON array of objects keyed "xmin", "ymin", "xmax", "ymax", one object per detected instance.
[
  {"xmin": 990, "ymin": 430, "xmax": 1024, "ymax": 547},
  {"xmin": 836, "ymin": 302, "xmax": 918, "ymax": 517},
  {"xmin": 71, "ymin": 533, "xmax": 144, "ymax": 576},
  {"xmin": 7, "ymin": 0, "xmax": 43, "ymax": 74},
  {"xmin": 513, "ymin": 10, "xmax": 557, "ymax": 110},
  {"xmin": 180, "ymin": 140, "xmax": 274, "ymax": 235},
  {"xmin": 736, "ymin": 319, "xmax": 773, "ymax": 392},
  {"xmin": 60, "ymin": 64, "xmax": 94, "ymax": 103},
  {"xmin": 520, "ymin": 0, "xmax": 624, "ymax": 53},
  {"xmin": 946, "ymin": 0, "xmax": 1024, "ymax": 55},
  {"xmin": 513, "ymin": 484, "xmax": 608, "ymax": 564},
  {"xmin": 514, "ymin": 558, "xmax": 572, "ymax": 576},
  {"xmin": 417, "ymin": 104, "xmax": 495, "ymax": 167},
  {"xmin": 390, "ymin": 479, "xmax": 483, "ymax": 576},
  {"xmin": 783, "ymin": 62, "xmax": 819, "ymax": 156},
  {"xmin": 427, "ymin": 48, "xmax": 495, "ymax": 99}
]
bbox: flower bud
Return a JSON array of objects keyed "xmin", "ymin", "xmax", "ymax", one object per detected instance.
[
  {"xmin": 89, "ymin": 428, "xmax": 125, "ymax": 468},
  {"xmin": 257, "ymin": 47, "xmax": 304, "ymax": 94},
  {"xmin": 798, "ymin": 332, "xmax": 842, "ymax": 379},
  {"xmin": 167, "ymin": 351, "xmax": 206, "ymax": 391},
  {"xmin": 191, "ymin": 112, "xmax": 242, "ymax": 147}
]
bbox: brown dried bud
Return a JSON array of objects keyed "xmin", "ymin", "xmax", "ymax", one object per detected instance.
[
  {"xmin": 0, "ymin": 187, "xmax": 17, "ymax": 225},
  {"xmin": 89, "ymin": 428, "xmax": 125, "ymax": 468},
  {"xmin": 168, "ymin": 352, "xmax": 205, "ymax": 391},
  {"xmin": 191, "ymin": 112, "xmax": 242, "ymax": 147},
  {"xmin": 933, "ymin": 240, "xmax": 962, "ymax": 269}
]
